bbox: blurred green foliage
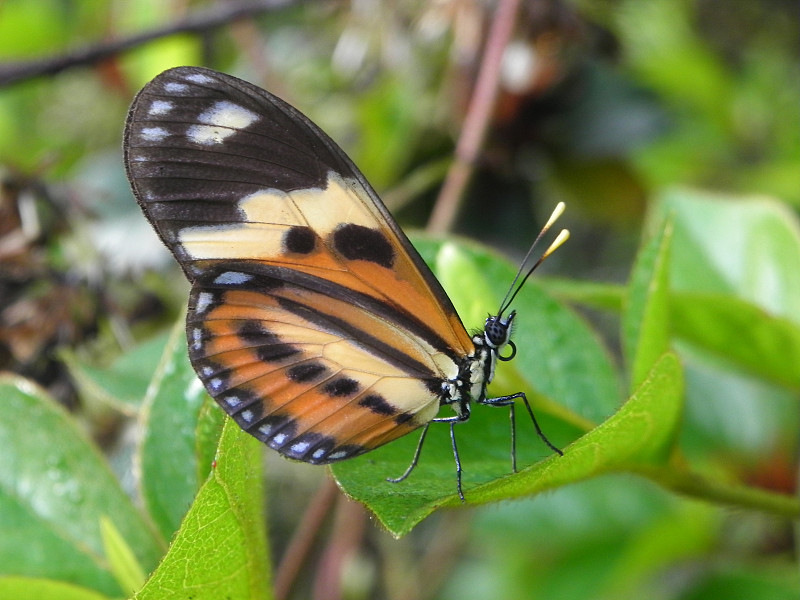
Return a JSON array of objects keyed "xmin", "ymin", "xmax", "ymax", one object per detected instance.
[{"xmin": 0, "ymin": 1, "xmax": 797, "ymax": 599}]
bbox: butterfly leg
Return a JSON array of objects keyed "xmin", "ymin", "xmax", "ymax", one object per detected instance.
[
  {"xmin": 386, "ymin": 422, "xmax": 431, "ymax": 485},
  {"xmin": 387, "ymin": 413, "xmax": 471, "ymax": 501},
  {"xmin": 479, "ymin": 392, "xmax": 562, "ymax": 473},
  {"xmin": 435, "ymin": 413, "xmax": 471, "ymax": 501},
  {"xmin": 448, "ymin": 419, "xmax": 464, "ymax": 502}
]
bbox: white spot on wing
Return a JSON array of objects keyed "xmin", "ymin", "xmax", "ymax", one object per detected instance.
[
  {"xmin": 209, "ymin": 378, "xmax": 223, "ymax": 392},
  {"xmin": 164, "ymin": 82, "xmax": 189, "ymax": 93},
  {"xmin": 291, "ymin": 441, "xmax": 310, "ymax": 454},
  {"xmin": 191, "ymin": 327, "xmax": 203, "ymax": 350},
  {"xmin": 328, "ymin": 449, "xmax": 349, "ymax": 460},
  {"xmin": 141, "ymin": 127, "xmax": 168, "ymax": 141},
  {"xmin": 312, "ymin": 448, "xmax": 327, "ymax": 460},
  {"xmin": 148, "ymin": 100, "xmax": 173, "ymax": 116},
  {"xmin": 185, "ymin": 73, "xmax": 214, "ymax": 84},
  {"xmin": 272, "ymin": 432, "xmax": 287, "ymax": 445},
  {"xmin": 213, "ymin": 271, "xmax": 253, "ymax": 285},
  {"xmin": 195, "ymin": 291, "xmax": 214, "ymax": 314},
  {"xmin": 240, "ymin": 409, "xmax": 254, "ymax": 423},
  {"xmin": 258, "ymin": 422, "xmax": 273, "ymax": 436},
  {"xmin": 187, "ymin": 101, "xmax": 259, "ymax": 145},
  {"xmin": 224, "ymin": 395, "xmax": 242, "ymax": 408}
]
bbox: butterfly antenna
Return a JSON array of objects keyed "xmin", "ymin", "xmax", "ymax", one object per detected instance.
[{"xmin": 498, "ymin": 203, "xmax": 569, "ymax": 316}]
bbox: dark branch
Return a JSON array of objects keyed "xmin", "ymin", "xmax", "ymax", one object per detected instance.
[{"xmin": 0, "ymin": 0, "xmax": 296, "ymax": 87}]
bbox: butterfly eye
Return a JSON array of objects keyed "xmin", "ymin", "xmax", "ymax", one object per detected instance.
[{"xmin": 484, "ymin": 311, "xmax": 515, "ymax": 349}]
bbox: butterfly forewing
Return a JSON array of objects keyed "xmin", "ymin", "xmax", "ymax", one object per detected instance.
[{"xmin": 124, "ymin": 66, "xmax": 474, "ymax": 461}]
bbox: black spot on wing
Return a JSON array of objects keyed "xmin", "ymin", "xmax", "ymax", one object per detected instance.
[
  {"xmin": 394, "ymin": 412, "xmax": 415, "ymax": 426},
  {"xmin": 283, "ymin": 226, "xmax": 317, "ymax": 254},
  {"xmin": 287, "ymin": 362, "xmax": 328, "ymax": 383},
  {"xmin": 257, "ymin": 341, "xmax": 300, "ymax": 363},
  {"xmin": 236, "ymin": 321, "xmax": 300, "ymax": 363},
  {"xmin": 332, "ymin": 223, "xmax": 394, "ymax": 268},
  {"xmin": 323, "ymin": 377, "xmax": 360, "ymax": 397},
  {"xmin": 237, "ymin": 320, "xmax": 274, "ymax": 344},
  {"xmin": 358, "ymin": 394, "xmax": 397, "ymax": 416}
]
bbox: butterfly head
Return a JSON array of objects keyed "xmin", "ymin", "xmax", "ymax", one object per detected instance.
[{"xmin": 484, "ymin": 310, "xmax": 515, "ymax": 349}]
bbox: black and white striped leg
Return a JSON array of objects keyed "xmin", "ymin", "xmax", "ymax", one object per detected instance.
[
  {"xmin": 388, "ymin": 413, "xmax": 470, "ymax": 501},
  {"xmin": 386, "ymin": 422, "xmax": 431, "ymax": 484},
  {"xmin": 478, "ymin": 392, "xmax": 562, "ymax": 472},
  {"xmin": 510, "ymin": 402, "xmax": 516, "ymax": 472},
  {"xmin": 448, "ymin": 420, "xmax": 464, "ymax": 502}
]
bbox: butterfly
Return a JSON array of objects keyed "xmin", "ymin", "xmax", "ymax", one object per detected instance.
[{"xmin": 124, "ymin": 66, "xmax": 568, "ymax": 501}]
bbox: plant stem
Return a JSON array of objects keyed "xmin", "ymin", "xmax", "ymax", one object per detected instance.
[
  {"xmin": 427, "ymin": 0, "xmax": 521, "ymax": 234},
  {"xmin": 637, "ymin": 465, "xmax": 800, "ymax": 519}
]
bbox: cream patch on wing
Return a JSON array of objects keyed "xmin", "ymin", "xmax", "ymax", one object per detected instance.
[
  {"xmin": 187, "ymin": 101, "xmax": 260, "ymax": 145},
  {"xmin": 254, "ymin": 318, "xmax": 446, "ymax": 414},
  {"xmin": 367, "ymin": 376, "xmax": 440, "ymax": 417},
  {"xmin": 432, "ymin": 351, "xmax": 459, "ymax": 380},
  {"xmin": 178, "ymin": 171, "xmax": 377, "ymax": 261},
  {"xmin": 322, "ymin": 339, "xmax": 414, "ymax": 378},
  {"xmin": 320, "ymin": 340, "xmax": 443, "ymax": 414}
]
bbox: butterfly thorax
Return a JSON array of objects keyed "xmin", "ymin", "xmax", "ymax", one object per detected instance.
[{"xmin": 442, "ymin": 311, "xmax": 515, "ymax": 419}]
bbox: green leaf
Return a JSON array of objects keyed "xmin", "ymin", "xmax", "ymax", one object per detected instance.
[
  {"xmin": 133, "ymin": 420, "xmax": 271, "ymax": 600},
  {"xmin": 0, "ymin": 375, "xmax": 163, "ymax": 596},
  {"xmin": 623, "ymin": 219, "xmax": 673, "ymax": 390},
  {"xmin": 680, "ymin": 568, "xmax": 800, "ymax": 600},
  {"xmin": 139, "ymin": 321, "xmax": 221, "ymax": 541},
  {"xmin": 353, "ymin": 76, "xmax": 422, "ymax": 189},
  {"xmin": 599, "ymin": 502, "xmax": 718, "ymax": 598},
  {"xmin": 62, "ymin": 332, "xmax": 170, "ymax": 413},
  {"xmin": 0, "ymin": 577, "xmax": 112, "ymax": 600},
  {"xmin": 545, "ymin": 277, "xmax": 625, "ymax": 313},
  {"xmin": 434, "ymin": 241, "xmax": 496, "ymax": 327},
  {"xmin": 649, "ymin": 188, "xmax": 800, "ymax": 323},
  {"xmin": 336, "ymin": 353, "xmax": 682, "ymax": 536},
  {"xmin": 476, "ymin": 353, "xmax": 684, "ymax": 500},
  {"xmin": 672, "ymin": 292, "xmax": 800, "ymax": 388},
  {"xmin": 100, "ymin": 516, "xmax": 146, "ymax": 596}
]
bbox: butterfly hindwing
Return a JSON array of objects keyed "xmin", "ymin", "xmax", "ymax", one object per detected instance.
[
  {"xmin": 124, "ymin": 66, "xmax": 475, "ymax": 460},
  {"xmin": 186, "ymin": 263, "xmax": 444, "ymax": 461}
]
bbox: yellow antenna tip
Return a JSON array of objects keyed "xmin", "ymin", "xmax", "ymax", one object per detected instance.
[
  {"xmin": 543, "ymin": 229, "xmax": 570, "ymax": 259},
  {"xmin": 544, "ymin": 202, "xmax": 566, "ymax": 230}
]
